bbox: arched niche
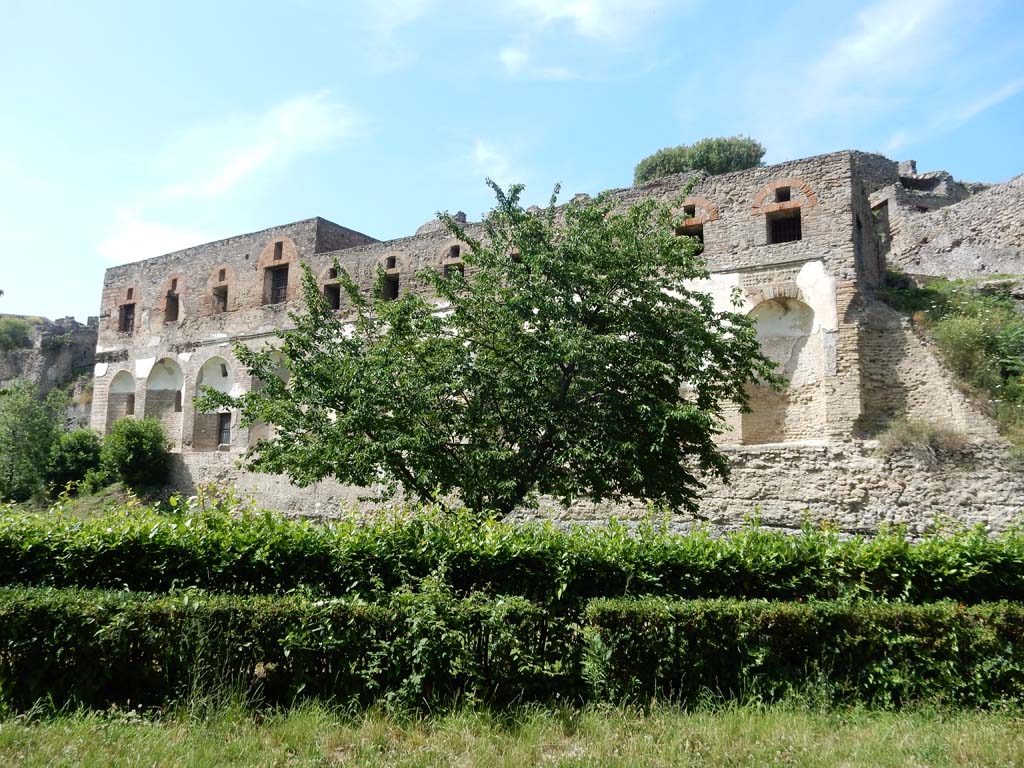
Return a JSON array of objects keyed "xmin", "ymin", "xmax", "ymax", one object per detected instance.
[
  {"xmin": 742, "ymin": 297, "xmax": 824, "ymax": 444},
  {"xmin": 144, "ymin": 358, "xmax": 185, "ymax": 449},
  {"xmin": 105, "ymin": 370, "xmax": 137, "ymax": 429},
  {"xmin": 193, "ymin": 357, "xmax": 236, "ymax": 451}
]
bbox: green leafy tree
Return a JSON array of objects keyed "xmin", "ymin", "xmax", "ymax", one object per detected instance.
[
  {"xmin": 634, "ymin": 136, "xmax": 765, "ymax": 184},
  {"xmin": 100, "ymin": 418, "xmax": 170, "ymax": 490},
  {"xmin": 199, "ymin": 183, "xmax": 778, "ymax": 518},
  {"xmin": 47, "ymin": 428, "xmax": 102, "ymax": 496},
  {"xmin": 0, "ymin": 382, "xmax": 66, "ymax": 501}
]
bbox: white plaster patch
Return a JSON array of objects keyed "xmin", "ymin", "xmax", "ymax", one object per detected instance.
[
  {"xmin": 93, "ymin": 362, "xmax": 109, "ymax": 378},
  {"xmin": 147, "ymin": 336, "xmax": 161, "ymax": 347},
  {"xmin": 229, "ymin": 383, "xmax": 246, "ymax": 398},
  {"xmin": 135, "ymin": 357, "xmax": 157, "ymax": 380},
  {"xmin": 796, "ymin": 261, "xmax": 838, "ymax": 331},
  {"xmin": 177, "ymin": 352, "xmax": 193, "ymax": 363},
  {"xmin": 683, "ymin": 273, "xmax": 744, "ymax": 313}
]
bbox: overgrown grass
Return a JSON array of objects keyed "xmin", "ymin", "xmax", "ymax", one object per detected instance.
[
  {"xmin": 1, "ymin": 702, "xmax": 1021, "ymax": 767},
  {"xmin": 876, "ymin": 418, "xmax": 967, "ymax": 466},
  {"xmin": 879, "ymin": 272, "xmax": 1024, "ymax": 446}
]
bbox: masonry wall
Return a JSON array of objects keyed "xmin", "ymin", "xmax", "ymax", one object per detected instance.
[
  {"xmin": 875, "ymin": 173, "xmax": 1024, "ymax": 278},
  {"xmin": 167, "ymin": 440, "xmax": 1022, "ymax": 537},
  {"xmin": 90, "ymin": 150, "xmax": 1023, "ymax": 535}
]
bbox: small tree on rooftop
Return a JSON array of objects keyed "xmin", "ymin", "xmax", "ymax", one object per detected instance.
[
  {"xmin": 634, "ymin": 136, "xmax": 766, "ymax": 184},
  {"xmin": 198, "ymin": 182, "xmax": 778, "ymax": 519}
]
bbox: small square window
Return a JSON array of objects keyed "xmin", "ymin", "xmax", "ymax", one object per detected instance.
[
  {"xmin": 265, "ymin": 265, "xmax": 289, "ymax": 304},
  {"xmin": 327, "ymin": 267, "xmax": 338, "ymax": 279},
  {"xmin": 218, "ymin": 268, "xmax": 226, "ymax": 282},
  {"xmin": 774, "ymin": 186, "xmax": 791, "ymax": 203},
  {"xmin": 385, "ymin": 255, "xmax": 397, "ymax": 270},
  {"xmin": 126, "ymin": 288, "xmax": 134, "ymax": 300},
  {"xmin": 118, "ymin": 303, "xmax": 135, "ymax": 333},
  {"xmin": 682, "ymin": 204, "xmax": 696, "ymax": 218},
  {"xmin": 444, "ymin": 263, "xmax": 465, "ymax": 279},
  {"xmin": 448, "ymin": 245, "xmax": 460, "ymax": 259},
  {"xmin": 767, "ymin": 208, "xmax": 802, "ymax": 244},
  {"xmin": 274, "ymin": 241, "xmax": 283, "ymax": 260}
]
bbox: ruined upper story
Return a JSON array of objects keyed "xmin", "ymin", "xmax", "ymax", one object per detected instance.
[{"xmin": 95, "ymin": 150, "xmax": 900, "ymax": 361}]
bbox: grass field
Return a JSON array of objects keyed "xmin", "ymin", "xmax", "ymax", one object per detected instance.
[{"xmin": 1, "ymin": 703, "xmax": 1021, "ymax": 768}]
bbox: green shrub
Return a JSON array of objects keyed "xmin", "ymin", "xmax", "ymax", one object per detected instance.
[
  {"xmin": 583, "ymin": 598, "xmax": 1024, "ymax": 707},
  {"xmin": 100, "ymin": 418, "xmax": 169, "ymax": 490},
  {"xmin": 634, "ymin": 136, "xmax": 765, "ymax": 184},
  {"xmin": 0, "ymin": 506, "xmax": 1021, "ymax": 605},
  {"xmin": 0, "ymin": 586, "xmax": 559, "ymax": 712},
  {"xmin": 876, "ymin": 419, "xmax": 967, "ymax": 466},
  {"xmin": 0, "ymin": 587, "xmax": 1020, "ymax": 713},
  {"xmin": 47, "ymin": 429, "xmax": 102, "ymax": 496},
  {"xmin": 879, "ymin": 273, "xmax": 1024, "ymax": 446},
  {"xmin": 0, "ymin": 318, "xmax": 33, "ymax": 351}
]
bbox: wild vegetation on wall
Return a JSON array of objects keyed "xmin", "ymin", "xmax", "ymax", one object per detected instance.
[{"xmin": 880, "ymin": 272, "xmax": 1024, "ymax": 448}]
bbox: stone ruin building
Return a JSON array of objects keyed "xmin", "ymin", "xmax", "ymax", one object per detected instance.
[{"xmin": 88, "ymin": 150, "xmax": 1024, "ymax": 534}]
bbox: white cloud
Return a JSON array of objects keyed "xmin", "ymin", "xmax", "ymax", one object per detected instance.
[
  {"xmin": 942, "ymin": 77, "xmax": 1024, "ymax": 129},
  {"xmin": 473, "ymin": 140, "xmax": 515, "ymax": 187},
  {"xmin": 803, "ymin": 0, "xmax": 954, "ymax": 119},
  {"xmin": 360, "ymin": 0, "xmax": 432, "ymax": 34},
  {"xmin": 885, "ymin": 77, "xmax": 1024, "ymax": 152},
  {"xmin": 96, "ymin": 212, "xmax": 212, "ymax": 265},
  {"xmin": 499, "ymin": 45, "xmax": 578, "ymax": 79},
  {"xmin": 503, "ymin": 0, "xmax": 673, "ymax": 42},
  {"xmin": 159, "ymin": 91, "xmax": 362, "ymax": 201}
]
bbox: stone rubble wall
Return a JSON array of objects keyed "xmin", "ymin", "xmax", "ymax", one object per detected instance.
[
  {"xmin": 0, "ymin": 315, "xmax": 98, "ymax": 427},
  {"xmin": 168, "ymin": 438, "xmax": 1022, "ymax": 537},
  {"xmin": 880, "ymin": 174, "xmax": 1024, "ymax": 278}
]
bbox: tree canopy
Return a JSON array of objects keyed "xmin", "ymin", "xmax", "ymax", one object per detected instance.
[
  {"xmin": 199, "ymin": 183, "xmax": 777, "ymax": 518},
  {"xmin": 0, "ymin": 382, "xmax": 67, "ymax": 501},
  {"xmin": 634, "ymin": 136, "xmax": 765, "ymax": 184}
]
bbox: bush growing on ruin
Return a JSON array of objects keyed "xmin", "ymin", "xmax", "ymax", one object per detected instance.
[
  {"xmin": 200, "ymin": 183, "xmax": 778, "ymax": 519},
  {"xmin": 0, "ymin": 318, "xmax": 33, "ymax": 352},
  {"xmin": 0, "ymin": 382, "xmax": 66, "ymax": 502},
  {"xmin": 47, "ymin": 428, "xmax": 102, "ymax": 496},
  {"xmin": 100, "ymin": 418, "xmax": 170, "ymax": 491},
  {"xmin": 633, "ymin": 136, "xmax": 765, "ymax": 184}
]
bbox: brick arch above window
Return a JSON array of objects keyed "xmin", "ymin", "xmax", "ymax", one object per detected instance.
[
  {"xmin": 751, "ymin": 177, "xmax": 819, "ymax": 213},
  {"xmin": 107, "ymin": 285, "xmax": 140, "ymax": 333},
  {"xmin": 258, "ymin": 236, "xmax": 300, "ymax": 305},
  {"xmin": 743, "ymin": 281, "xmax": 806, "ymax": 308},
  {"xmin": 671, "ymin": 197, "xmax": 720, "ymax": 226},
  {"xmin": 156, "ymin": 274, "xmax": 186, "ymax": 324},
  {"xmin": 256, "ymin": 235, "xmax": 300, "ymax": 270},
  {"xmin": 204, "ymin": 265, "xmax": 236, "ymax": 315}
]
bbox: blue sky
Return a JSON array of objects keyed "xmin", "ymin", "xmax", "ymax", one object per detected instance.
[{"xmin": 1, "ymin": 0, "xmax": 1022, "ymax": 322}]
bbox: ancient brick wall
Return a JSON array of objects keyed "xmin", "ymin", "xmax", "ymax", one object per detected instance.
[{"xmin": 88, "ymin": 150, "xmax": 1023, "ymax": 534}]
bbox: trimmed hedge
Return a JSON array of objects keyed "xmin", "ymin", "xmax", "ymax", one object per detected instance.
[
  {"xmin": 0, "ymin": 588, "xmax": 1021, "ymax": 712},
  {"xmin": 0, "ymin": 586, "xmax": 571, "ymax": 713},
  {"xmin": 584, "ymin": 598, "xmax": 1024, "ymax": 707},
  {"xmin": 0, "ymin": 506, "xmax": 1022, "ymax": 605}
]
